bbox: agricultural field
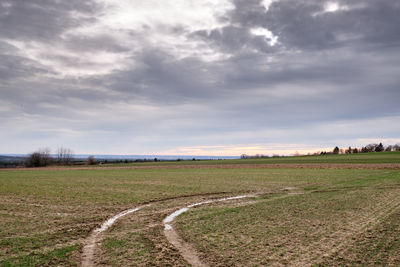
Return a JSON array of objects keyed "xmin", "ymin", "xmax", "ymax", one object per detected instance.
[
  {"xmin": 0, "ymin": 153, "xmax": 399, "ymax": 266},
  {"xmin": 99, "ymin": 151, "xmax": 400, "ymax": 167}
]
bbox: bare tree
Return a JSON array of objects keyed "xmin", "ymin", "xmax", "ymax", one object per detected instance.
[
  {"xmin": 56, "ymin": 147, "xmax": 74, "ymax": 165},
  {"xmin": 26, "ymin": 148, "xmax": 52, "ymax": 167},
  {"xmin": 40, "ymin": 147, "xmax": 51, "ymax": 166},
  {"xmin": 87, "ymin": 156, "xmax": 96, "ymax": 165},
  {"xmin": 26, "ymin": 152, "xmax": 42, "ymax": 167}
]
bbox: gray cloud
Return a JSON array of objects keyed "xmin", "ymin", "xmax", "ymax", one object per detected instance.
[
  {"xmin": 0, "ymin": 0, "xmax": 399, "ymax": 154},
  {"xmin": 0, "ymin": 0, "xmax": 98, "ymax": 40},
  {"xmin": 229, "ymin": 0, "xmax": 400, "ymax": 51}
]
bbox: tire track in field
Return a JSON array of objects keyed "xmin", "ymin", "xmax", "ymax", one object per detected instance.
[
  {"xmin": 162, "ymin": 195, "xmax": 253, "ymax": 267},
  {"xmin": 81, "ymin": 189, "xmax": 304, "ymax": 267},
  {"xmin": 161, "ymin": 189, "xmax": 304, "ymax": 267},
  {"xmin": 81, "ymin": 206, "xmax": 147, "ymax": 267},
  {"xmin": 80, "ymin": 192, "xmax": 253, "ymax": 267}
]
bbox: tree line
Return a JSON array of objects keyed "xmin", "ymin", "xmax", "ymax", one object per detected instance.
[
  {"xmin": 1, "ymin": 149, "xmax": 199, "ymax": 168},
  {"xmin": 25, "ymin": 147, "xmax": 75, "ymax": 167},
  {"xmin": 13, "ymin": 142, "xmax": 400, "ymax": 167},
  {"xmin": 24, "ymin": 148, "xmax": 108, "ymax": 167},
  {"xmin": 324, "ymin": 142, "xmax": 400, "ymax": 155},
  {"xmin": 241, "ymin": 142, "xmax": 400, "ymax": 159}
]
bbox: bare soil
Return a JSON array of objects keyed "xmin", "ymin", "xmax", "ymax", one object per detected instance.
[
  {"xmin": 164, "ymin": 228, "xmax": 207, "ymax": 267},
  {"xmin": 80, "ymin": 193, "xmax": 256, "ymax": 266},
  {"xmin": 2, "ymin": 163, "xmax": 400, "ymax": 171}
]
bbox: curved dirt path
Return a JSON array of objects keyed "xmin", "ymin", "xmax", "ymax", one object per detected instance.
[
  {"xmin": 162, "ymin": 195, "xmax": 253, "ymax": 267},
  {"xmin": 80, "ymin": 192, "xmax": 238, "ymax": 266},
  {"xmin": 80, "ymin": 190, "xmax": 304, "ymax": 266},
  {"xmin": 81, "ymin": 205, "xmax": 147, "ymax": 267}
]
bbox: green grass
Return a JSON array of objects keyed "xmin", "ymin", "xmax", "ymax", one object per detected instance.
[
  {"xmin": 103, "ymin": 233, "xmax": 157, "ymax": 267},
  {"xmin": 0, "ymin": 153, "xmax": 399, "ymax": 265},
  {"xmin": 322, "ymin": 208, "xmax": 400, "ymax": 266},
  {"xmin": 50, "ymin": 151, "xmax": 400, "ymax": 168},
  {"xmin": 0, "ymin": 245, "xmax": 77, "ymax": 267},
  {"xmin": 176, "ymin": 170, "xmax": 400, "ymax": 266}
]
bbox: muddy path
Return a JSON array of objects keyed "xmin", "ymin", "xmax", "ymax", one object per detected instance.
[
  {"xmin": 81, "ymin": 186, "xmax": 399, "ymax": 267},
  {"xmin": 80, "ymin": 192, "xmax": 255, "ymax": 267},
  {"xmin": 162, "ymin": 196, "xmax": 253, "ymax": 267},
  {"xmin": 80, "ymin": 188, "xmax": 306, "ymax": 267},
  {"xmin": 81, "ymin": 206, "xmax": 147, "ymax": 267}
]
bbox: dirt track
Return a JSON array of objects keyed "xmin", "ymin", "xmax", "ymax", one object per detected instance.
[
  {"xmin": 162, "ymin": 196, "xmax": 252, "ymax": 267},
  {"xmin": 80, "ymin": 192, "xmax": 254, "ymax": 267}
]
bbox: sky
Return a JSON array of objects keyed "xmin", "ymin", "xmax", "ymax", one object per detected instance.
[{"xmin": 1, "ymin": 0, "xmax": 399, "ymax": 156}]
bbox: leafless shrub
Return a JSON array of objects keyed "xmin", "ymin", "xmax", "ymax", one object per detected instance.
[
  {"xmin": 26, "ymin": 148, "xmax": 52, "ymax": 167},
  {"xmin": 56, "ymin": 147, "xmax": 74, "ymax": 165},
  {"xmin": 87, "ymin": 156, "xmax": 96, "ymax": 165}
]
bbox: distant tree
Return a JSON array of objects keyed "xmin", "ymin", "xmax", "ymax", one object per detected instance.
[
  {"xmin": 394, "ymin": 144, "xmax": 400, "ymax": 151},
  {"xmin": 376, "ymin": 142, "xmax": 384, "ymax": 152},
  {"xmin": 385, "ymin": 145, "xmax": 393, "ymax": 152},
  {"xmin": 345, "ymin": 146, "xmax": 352, "ymax": 154},
  {"xmin": 353, "ymin": 148, "xmax": 359, "ymax": 153},
  {"xmin": 87, "ymin": 156, "xmax": 96, "ymax": 165},
  {"xmin": 333, "ymin": 146, "xmax": 340, "ymax": 154},
  {"xmin": 365, "ymin": 144, "xmax": 378, "ymax": 152},
  {"xmin": 26, "ymin": 152, "xmax": 42, "ymax": 167},
  {"xmin": 41, "ymin": 147, "xmax": 52, "ymax": 166},
  {"xmin": 56, "ymin": 147, "xmax": 74, "ymax": 165},
  {"xmin": 26, "ymin": 148, "xmax": 52, "ymax": 167}
]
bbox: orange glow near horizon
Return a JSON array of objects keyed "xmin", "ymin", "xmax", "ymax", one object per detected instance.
[{"xmin": 155, "ymin": 144, "xmax": 335, "ymax": 156}]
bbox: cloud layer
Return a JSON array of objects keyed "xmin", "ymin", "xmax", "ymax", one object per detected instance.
[{"xmin": 1, "ymin": 0, "xmax": 399, "ymax": 155}]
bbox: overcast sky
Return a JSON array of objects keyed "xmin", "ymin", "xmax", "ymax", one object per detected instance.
[{"xmin": 1, "ymin": 0, "xmax": 399, "ymax": 155}]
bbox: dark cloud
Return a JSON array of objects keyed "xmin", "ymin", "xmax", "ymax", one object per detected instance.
[
  {"xmin": 0, "ymin": 41, "xmax": 53, "ymax": 81},
  {"xmin": 0, "ymin": 0, "xmax": 99, "ymax": 41},
  {"xmin": 229, "ymin": 0, "xmax": 400, "ymax": 51},
  {"xmin": 0, "ymin": 0, "xmax": 399, "ymax": 154},
  {"xmin": 103, "ymin": 49, "xmax": 225, "ymax": 104}
]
